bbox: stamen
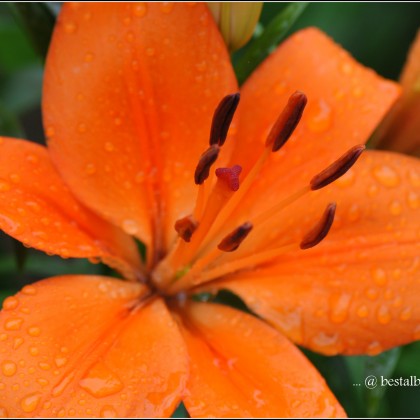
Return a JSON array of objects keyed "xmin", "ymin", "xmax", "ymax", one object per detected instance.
[
  {"xmin": 215, "ymin": 165, "xmax": 242, "ymax": 191},
  {"xmin": 218, "ymin": 222, "xmax": 253, "ymax": 252},
  {"xmin": 265, "ymin": 91, "xmax": 307, "ymax": 152},
  {"xmin": 174, "ymin": 215, "xmax": 198, "ymax": 242},
  {"xmin": 209, "ymin": 93, "xmax": 240, "ymax": 146},
  {"xmin": 194, "ymin": 144, "xmax": 220, "ymax": 185},
  {"xmin": 310, "ymin": 145, "xmax": 365, "ymax": 190},
  {"xmin": 300, "ymin": 202, "xmax": 336, "ymax": 249}
]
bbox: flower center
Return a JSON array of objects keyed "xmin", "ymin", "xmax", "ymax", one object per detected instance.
[{"xmin": 150, "ymin": 91, "xmax": 365, "ymax": 296}]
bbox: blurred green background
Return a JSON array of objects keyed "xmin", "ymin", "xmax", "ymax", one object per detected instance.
[{"xmin": 0, "ymin": 2, "xmax": 419, "ymax": 418}]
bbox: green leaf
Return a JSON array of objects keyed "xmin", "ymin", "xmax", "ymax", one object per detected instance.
[
  {"xmin": 13, "ymin": 239, "xmax": 28, "ymax": 272},
  {"xmin": 171, "ymin": 402, "xmax": 189, "ymax": 418},
  {"xmin": 0, "ymin": 64, "xmax": 43, "ymax": 113},
  {"xmin": 0, "ymin": 102, "xmax": 25, "ymax": 137},
  {"xmin": 234, "ymin": 3, "xmax": 308, "ymax": 85},
  {"xmin": 346, "ymin": 348, "xmax": 401, "ymax": 417},
  {"xmin": 9, "ymin": 2, "xmax": 56, "ymax": 60}
]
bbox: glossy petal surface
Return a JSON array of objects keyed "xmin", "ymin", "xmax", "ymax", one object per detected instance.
[
  {"xmin": 211, "ymin": 151, "xmax": 420, "ymax": 355},
  {"xmin": 179, "ymin": 302, "xmax": 345, "ymax": 417},
  {"xmin": 43, "ymin": 2, "xmax": 237, "ymax": 253},
  {"xmin": 0, "ymin": 138, "xmax": 141, "ymax": 278},
  {"xmin": 0, "ymin": 276, "xmax": 188, "ymax": 417}
]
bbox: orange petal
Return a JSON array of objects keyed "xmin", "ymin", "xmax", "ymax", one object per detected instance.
[
  {"xmin": 0, "ymin": 276, "xmax": 188, "ymax": 417},
  {"xmin": 210, "ymin": 150, "xmax": 420, "ymax": 355},
  {"xmin": 178, "ymin": 302, "xmax": 345, "ymax": 417},
  {"xmin": 229, "ymin": 27, "xmax": 399, "ymax": 222},
  {"xmin": 0, "ymin": 137, "xmax": 142, "ymax": 279},
  {"xmin": 373, "ymin": 29, "xmax": 420, "ymax": 156},
  {"xmin": 43, "ymin": 3, "xmax": 237, "ymax": 254}
]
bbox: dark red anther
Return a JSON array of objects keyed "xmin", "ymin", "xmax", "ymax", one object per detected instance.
[
  {"xmin": 209, "ymin": 93, "xmax": 240, "ymax": 146},
  {"xmin": 215, "ymin": 165, "xmax": 242, "ymax": 191},
  {"xmin": 300, "ymin": 203, "xmax": 336, "ymax": 249},
  {"xmin": 218, "ymin": 222, "xmax": 253, "ymax": 252},
  {"xmin": 174, "ymin": 215, "xmax": 198, "ymax": 242},
  {"xmin": 310, "ymin": 145, "xmax": 365, "ymax": 190},
  {"xmin": 194, "ymin": 145, "xmax": 220, "ymax": 185},
  {"xmin": 266, "ymin": 91, "xmax": 307, "ymax": 152}
]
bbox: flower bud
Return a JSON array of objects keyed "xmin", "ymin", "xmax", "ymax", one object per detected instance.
[{"xmin": 207, "ymin": 2, "xmax": 263, "ymax": 52}]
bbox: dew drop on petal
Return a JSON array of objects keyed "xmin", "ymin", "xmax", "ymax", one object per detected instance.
[
  {"xmin": 329, "ymin": 293, "xmax": 351, "ymax": 324},
  {"xmin": 29, "ymin": 346, "xmax": 39, "ymax": 356},
  {"xmin": 13, "ymin": 337, "xmax": 24, "ymax": 350},
  {"xmin": 377, "ymin": 304, "xmax": 391, "ymax": 325},
  {"xmin": 52, "ymin": 372, "xmax": 75, "ymax": 397},
  {"xmin": 389, "ymin": 200, "xmax": 403, "ymax": 216},
  {"xmin": 28, "ymin": 326, "xmax": 41, "ymax": 337},
  {"xmin": 1, "ymin": 361, "xmax": 17, "ymax": 377},
  {"xmin": 20, "ymin": 393, "xmax": 41, "ymax": 413},
  {"xmin": 407, "ymin": 191, "xmax": 419, "ymax": 209},
  {"xmin": 100, "ymin": 405, "xmax": 118, "ymax": 418},
  {"xmin": 21, "ymin": 285, "xmax": 37, "ymax": 295},
  {"xmin": 85, "ymin": 163, "xmax": 96, "ymax": 175},
  {"xmin": 79, "ymin": 363, "xmax": 124, "ymax": 398},
  {"xmin": 63, "ymin": 21, "xmax": 77, "ymax": 34},
  {"xmin": 160, "ymin": 2, "xmax": 174, "ymax": 14},
  {"xmin": 356, "ymin": 305, "xmax": 368, "ymax": 318},
  {"xmin": 133, "ymin": 3, "xmax": 147, "ymax": 17},
  {"xmin": 0, "ymin": 406, "xmax": 8, "ymax": 417},
  {"xmin": 306, "ymin": 99, "xmax": 332, "ymax": 133},
  {"xmin": 4, "ymin": 318, "xmax": 23, "ymax": 331},
  {"xmin": 2, "ymin": 296, "xmax": 19, "ymax": 311},
  {"xmin": 372, "ymin": 165, "xmax": 400, "ymax": 187},
  {"xmin": 366, "ymin": 341, "xmax": 383, "ymax": 356},
  {"xmin": 0, "ymin": 179, "xmax": 11, "ymax": 192}
]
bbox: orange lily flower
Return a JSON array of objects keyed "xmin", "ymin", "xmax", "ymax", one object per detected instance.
[
  {"xmin": 372, "ymin": 29, "xmax": 420, "ymax": 156},
  {"xmin": 0, "ymin": 3, "xmax": 419, "ymax": 418}
]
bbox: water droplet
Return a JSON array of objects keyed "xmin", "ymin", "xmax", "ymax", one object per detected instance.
[
  {"xmin": 104, "ymin": 142, "xmax": 114, "ymax": 152},
  {"xmin": 366, "ymin": 341, "xmax": 382, "ymax": 356},
  {"xmin": 0, "ymin": 179, "xmax": 11, "ymax": 192},
  {"xmin": 311, "ymin": 332, "xmax": 339, "ymax": 354},
  {"xmin": 377, "ymin": 304, "xmax": 391, "ymax": 325},
  {"xmin": 371, "ymin": 268, "xmax": 387, "ymax": 286},
  {"xmin": 21, "ymin": 285, "xmax": 37, "ymax": 295},
  {"xmin": 346, "ymin": 203, "xmax": 360, "ymax": 222},
  {"xmin": 0, "ymin": 406, "xmax": 8, "ymax": 417},
  {"xmin": 25, "ymin": 154, "xmax": 39, "ymax": 164},
  {"xmin": 341, "ymin": 62, "xmax": 353, "ymax": 75},
  {"xmin": 306, "ymin": 99, "xmax": 332, "ymax": 133},
  {"xmin": 85, "ymin": 163, "xmax": 96, "ymax": 175},
  {"xmin": 122, "ymin": 219, "xmax": 139, "ymax": 235},
  {"xmin": 4, "ymin": 317, "xmax": 23, "ymax": 331},
  {"xmin": 389, "ymin": 200, "xmax": 403, "ymax": 216},
  {"xmin": 372, "ymin": 165, "xmax": 400, "ymax": 187},
  {"xmin": 52, "ymin": 372, "xmax": 75, "ymax": 397},
  {"xmin": 145, "ymin": 47, "xmax": 155, "ymax": 57},
  {"xmin": 132, "ymin": 4, "xmax": 147, "ymax": 18},
  {"xmin": 29, "ymin": 346, "xmax": 39, "ymax": 356},
  {"xmin": 356, "ymin": 305, "xmax": 368, "ymax": 318},
  {"xmin": 79, "ymin": 362, "xmax": 124, "ymax": 398},
  {"xmin": 63, "ymin": 21, "xmax": 77, "ymax": 34},
  {"xmin": 24, "ymin": 326, "xmax": 40, "ymax": 339},
  {"xmin": 160, "ymin": 2, "xmax": 174, "ymax": 14},
  {"xmin": 329, "ymin": 293, "xmax": 351, "ymax": 323},
  {"xmin": 100, "ymin": 405, "xmax": 118, "ymax": 418},
  {"xmin": 13, "ymin": 337, "xmax": 24, "ymax": 349},
  {"xmin": 37, "ymin": 378, "xmax": 49, "ymax": 387},
  {"xmin": 20, "ymin": 393, "xmax": 41, "ymax": 413},
  {"xmin": 2, "ymin": 361, "xmax": 17, "ymax": 377},
  {"xmin": 55, "ymin": 357, "xmax": 68, "ymax": 368},
  {"xmin": 407, "ymin": 191, "xmax": 419, "ymax": 209},
  {"xmin": 365, "ymin": 287, "xmax": 378, "ymax": 300},
  {"xmin": 9, "ymin": 173, "xmax": 20, "ymax": 184},
  {"xmin": 84, "ymin": 52, "xmax": 94, "ymax": 62},
  {"xmin": 38, "ymin": 362, "xmax": 51, "ymax": 370},
  {"xmin": 399, "ymin": 307, "xmax": 412, "ymax": 321},
  {"xmin": 2, "ymin": 296, "xmax": 19, "ymax": 311}
]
